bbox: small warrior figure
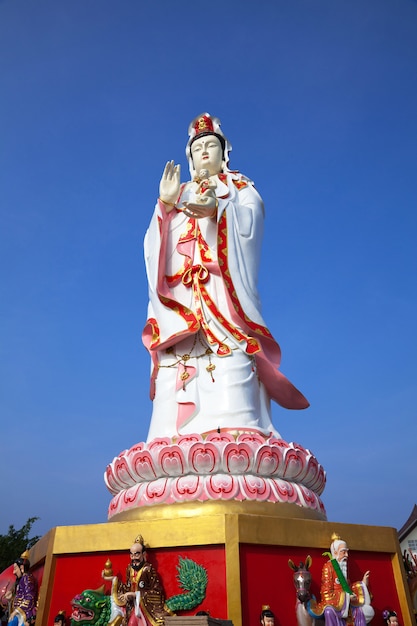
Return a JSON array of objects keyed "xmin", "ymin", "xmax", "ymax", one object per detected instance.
[
  {"xmin": 308, "ymin": 534, "xmax": 374, "ymax": 626},
  {"xmin": 117, "ymin": 535, "xmax": 173, "ymax": 626},
  {"xmin": 53, "ymin": 611, "xmax": 67, "ymax": 626},
  {"xmin": 5, "ymin": 554, "xmax": 37, "ymax": 626},
  {"xmin": 402, "ymin": 550, "xmax": 416, "ymax": 578},
  {"xmin": 382, "ymin": 610, "xmax": 400, "ymax": 626},
  {"xmin": 260, "ymin": 605, "xmax": 275, "ymax": 626}
]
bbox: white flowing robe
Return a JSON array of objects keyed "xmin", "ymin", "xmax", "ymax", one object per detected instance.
[{"xmin": 143, "ymin": 172, "xmax": 308, "ymax": 442}]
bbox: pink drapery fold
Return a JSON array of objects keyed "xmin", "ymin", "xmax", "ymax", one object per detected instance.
[{"xmin": 175, "ymin": 364, "xmax": 197, "ymax": 431}]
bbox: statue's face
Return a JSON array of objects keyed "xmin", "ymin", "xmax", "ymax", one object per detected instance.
[
  {"xmin": 334, "ymin": 542, "xmax": 349, "ymax": 563},
  {"xmin": 130, "ymin": 543, "xmax": 145, "ymax": 570},
  {"xmin": 388, "ymin": 617, "xmax": 399, "ymax": 626},
  {"xmin": 190, "ymin": 135, "xmax": 223, "ymax": 176},
  {"xmin": 13, "ymin": 563, "xmax": 23, "ymax": 578}
]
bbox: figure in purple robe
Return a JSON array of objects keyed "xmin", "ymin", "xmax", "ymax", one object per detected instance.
[{"xmin": 6, "ymin": 557, "xmax": 37, "ymax": 626}]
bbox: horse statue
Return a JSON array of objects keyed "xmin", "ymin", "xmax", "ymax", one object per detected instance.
[{"xmin": 288, "ymin": 556, "xmax": 316, "ymax": 626}]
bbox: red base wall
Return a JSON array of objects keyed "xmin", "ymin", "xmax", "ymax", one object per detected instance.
[
  {"xmin": 45, "ymin": 543, "xmax": 403, "ymax": 626},
  {"xmin": 47, "ymin": 545, "xmax": 227, "ymax": 624},
  {"xmin": 240, "ymin": 544, "xmax": 402, "ymax": 626}
]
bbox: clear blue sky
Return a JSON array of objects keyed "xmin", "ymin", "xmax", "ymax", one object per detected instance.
[{"xmin": 1, "ymin": 0, "xmax": 416, "ymax": 539}]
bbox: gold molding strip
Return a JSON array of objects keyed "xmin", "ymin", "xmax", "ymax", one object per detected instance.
[{"xmin": 224, "ymin": 515, "xmax": 242, "ymax": 626}]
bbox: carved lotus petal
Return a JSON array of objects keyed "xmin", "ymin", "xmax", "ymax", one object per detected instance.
[
  {"xmin": 292, "ymin": 441, "xmax": 308, "ymax": 454},
  {"xmin": 127, "ymin": 443, "xmax": 145, "ymax": 454},
  {"xmin": 122, "ymin": 484, "xmax": 140, "ymax": 505},
  {"xmin": 301, "ymin": 455, "xmax": 318, "ymax": 489},
  {"xmin": 298, "ymin": 453, "xmax": 316, "ymax": 487},
  {"xmin": 129, "ymin": 450, "xmax": 158, "ymax": 481},
  {"xmin": 148, "ymin": 437, "xmax": 172, "ymax": 451},
  {"xmin": 314, "ymin": 466, "xmax": 326, "ymax": 495},
  {"xmin": 204, "ymin": 432, "xmax": 235, "ymax": 447},
  {"xmin": 268, "ymin": 437, "xmax": 289, "ymax": 449},
  {"xmin": 176, "ymin": 434, "xmax": 203, "ymax": 449},
  {"xmin": 189, "ymin": 442, "xmax": 219, "ymax": 474},
  {"xmin": 282, "ymin": 448, "xmax": 304, "ymax": 481},
  {"xmin": 158, "ymin": 445, "xmax": 185, "ymax": 476},
  {"xmin": 173, "ymin": 475, "xmax": 204, "ymax": 500},
  {"xmin": 104, "ymin": 466, "xmax": 121, "ymax": 495},
  {"xmin": 142, "ymin": 477, "xmax": 170, "ymax": 504},
  {"xmin": 108, "ymin": 492, "xmax": 122, "ymax": 515},
  {"xmin": 254, "ymin": 445, "xmax": 283, "ymax": 476},
  {"xmin": 303, "ymin": 456, "xmax": 326, "ymax": 494},
  {"xmin": 271, "ymin": 478, "xmax": 299, "ymax": 503},
  {"xmin": 237, "ymin": 431, "xmax": 266, "ymax": 446},
  {"xmin": 222, "ymin": 443, "xmax": 253, "ymax": 474},
  {"xmin": 239, "ymin": 475, "xmax": 270, "ymax": 500},
  {"xmin": 297, "ymin": 484, "xmax": 326, "ymax": 515},
  {"xmin": 112, "ymin": 458, "xmax": 136, "ymax": 488},
  {"xmin": 205, "ymin": 474, "xmax": 239, "ymax": 499}
]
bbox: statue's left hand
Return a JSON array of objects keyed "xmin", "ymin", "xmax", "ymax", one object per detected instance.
[{"xmin": 362, "ymin": 570, "xmax": 370, "ymax": 586}]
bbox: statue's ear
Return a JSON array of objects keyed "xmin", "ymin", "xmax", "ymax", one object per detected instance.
[
  {"xmin": 305, "ymin": 555, "xmax": 312, "ymax": 570},
  {"xmin": 288, "ymin": 559, "xmax": 296, "ymax": 571},
  {"xmin": 93, "ymin": 585, "xmax": 106, "ymax": 594}
]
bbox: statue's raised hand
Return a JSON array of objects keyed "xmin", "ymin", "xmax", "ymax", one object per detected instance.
[{"xmin": 159, "ymin": 160, "xmax": 181, "ymax": 212}]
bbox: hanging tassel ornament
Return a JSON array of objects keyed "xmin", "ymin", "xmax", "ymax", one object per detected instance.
[{"xmin": 206, "ymin": 349, "xmax": 216, "ymax": 383}]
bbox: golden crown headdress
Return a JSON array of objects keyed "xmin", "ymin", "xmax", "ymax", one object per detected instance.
[{"xmin": 134, "ymin": 534, "xmax": 145, "ymax": 546}]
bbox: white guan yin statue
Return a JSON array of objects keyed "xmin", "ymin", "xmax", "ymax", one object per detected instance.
[
  {"xmin": 105, "ymin": 114, "xmax": 326, "ymax": 520},
  {"xmin": 142, "ymin": 113, "xmax": 309, "ymax": 441}
]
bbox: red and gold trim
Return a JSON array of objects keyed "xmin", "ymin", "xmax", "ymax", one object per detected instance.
[
  {"xmin": 217, "ymin": 213, "xmax": 273, "ymax": 340},
  {"xmin": 158, "ymin": 295, "xmax": 199, "ymax": 336},
  {"xmin": 193, "ymin": 114, "xmax": 214, "ymax": 136},
  {"xmin": 181, "ymin": 262, "xmax": 259, "ymax": 356},
  {"xmin": 232, "ymin": 179, "xmax": 248, "ymax": 191}
]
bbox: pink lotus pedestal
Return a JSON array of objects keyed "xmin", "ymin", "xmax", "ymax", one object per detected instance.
[{"xmin": 104, "ymin": 431, "xmax": 326, "ymax": 522}]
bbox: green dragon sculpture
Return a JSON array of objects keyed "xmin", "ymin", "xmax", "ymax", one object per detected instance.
[
  {"xmin": 166, "ymin": 557, "xmax": 208, "ymax": 612},
  {"xmin": 70, "ymin": 583, "xmax": 124, "ymax": 626}
]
